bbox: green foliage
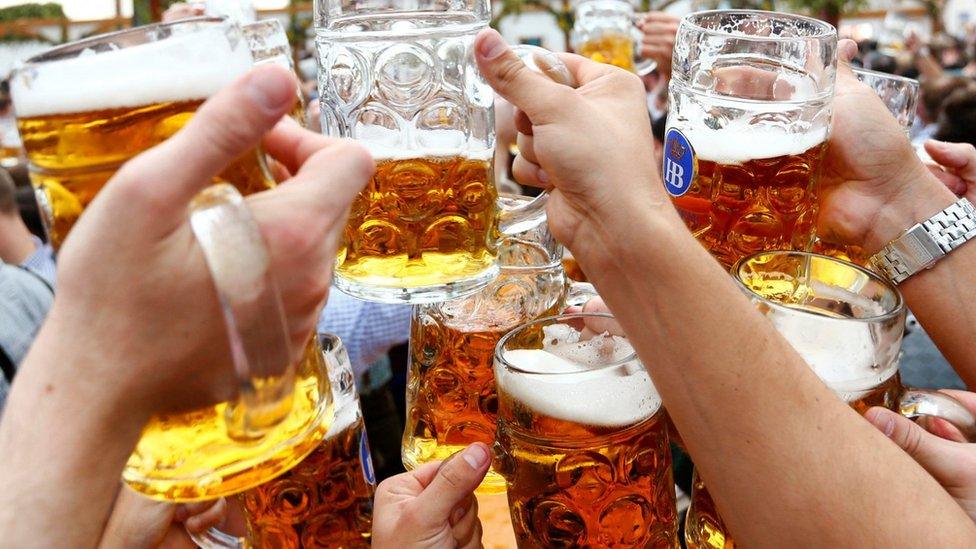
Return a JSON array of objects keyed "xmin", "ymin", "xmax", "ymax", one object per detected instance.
[{"xmin": 0, "ymin": 3, "xmax": 65, "ymax": 22}]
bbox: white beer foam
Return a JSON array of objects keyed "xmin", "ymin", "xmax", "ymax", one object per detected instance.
[
  {"xmin": 355, "ymin": 125, "xmax": 493, "ymax": 162},
  {"xmin": 12, "ymin": 26, "xmax": 253, "ymax": 118},
  {"xmin": 498, "ymin": 328, "xmax": 661, "ymax": 428},
  {"xmin": 682, "ymin": 123, "xmax": 828, "ymax": 165},
  {"xmin": 771, "ymin": 313, "xmax": 899, "ymax": 399}
]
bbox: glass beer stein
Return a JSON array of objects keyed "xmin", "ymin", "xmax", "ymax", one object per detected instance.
[
  {"xmin": 11, "ymin": 17, "xmax": 276, "ymax": 250},
  {"xmin": 402, "ymin": 196, "xmax": 595, "ymax": 494},
  {"xmin": 572, "ymin": 0, "xmax": 656, "ymax": 74},
  {"xmin": 242, "ymin": 18, "xmax": 308, "ymax": 126},
  {"xmin": 193, "ymin": 333, "xmax": 375, "ymax": 548},
  {"xmin": 315, "ymin": 0, "xmax": 547, "ymax": 304},
  {"xmin": 494, "ymin": 313, "xmax": 679, "ymax": 548},
  {"xmin": 684, "ymin": 251, "xmax": 976, "ymax": 549},
  {"xmin": 665, "ymin": 11, "xmax": 837, "ymax": 269},
  {"xmin": 123, "ymin": 185, "xmax": 333, "ymax": 501}
]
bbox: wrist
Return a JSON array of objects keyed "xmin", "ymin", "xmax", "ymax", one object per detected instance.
[
  {"xmin": 863, "ymin": 168, "xmax": 958, "ymax": 256},
  {"xmin": 30, "ymin": 304, "xmax": 154, "ymax": 426}
]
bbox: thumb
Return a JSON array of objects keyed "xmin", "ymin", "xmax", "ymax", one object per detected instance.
[
  {"xmin": 475, "ymin": 29, "xmax": 570, "ymax": 125},
  {"xmin": 924, "ymin": 140, "xmax": 976, "ymax": 178},
  {"xmin": 836, "ymin": 38, "xmax": 859, "ymax": 79},
  {"xmin": 413, "ymin": 443, "xmax": 491, "ymax": 521},
  {"xmin": 866, "ymin": 407, "xmax": 961, "ymax": 473}
]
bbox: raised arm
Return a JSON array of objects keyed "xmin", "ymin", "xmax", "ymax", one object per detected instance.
[
  {"xmin": 475, "ymin": 29, "xmax": 976, "ymax": 546},
  {"xmin": 0, "ymin": 66, "xmax": 372, "ymax": 547}
]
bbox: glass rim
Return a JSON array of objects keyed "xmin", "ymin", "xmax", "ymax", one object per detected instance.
[
  {"xmin": 732, "ymin": 250, "xmax": 906, "ymax": 323},
  {"xmin": 681, "ymin": 9, "xmax": 837, "ymax": 43},
  {"xmin": 21, "ymin": 16, "xmax": 229, "ymax": 66},
  {"xmin": 576, "ymin": 0, "xmax": 635, "ymax": 14},
  {"xmin": 494, "ymin": 312, "xmax": 639, "ymax": 376},
  {"xmin": 852, "ymin": 66, "xmax": 920, "ymax": 87}
]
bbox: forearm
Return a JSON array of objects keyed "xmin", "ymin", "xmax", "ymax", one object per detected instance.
[
  {"xmin": 580, "ymin": 208, "xmax": 976, "ymax": 546},
  {"xmin": 0, "ymin": 310, "xmax": 149, "ymax": 548},
  {"xmin": 863, "ymin": 174, "xmax": 976, "ymax": 388}
]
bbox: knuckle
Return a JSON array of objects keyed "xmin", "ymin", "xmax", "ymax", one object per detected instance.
[
  {"xmin": 495, "ymin": 57, "xmax": 527, "ymax": 88},
  {"xmin": 901, "ymin": 423, "xmax": 926, "ymax": 457},
  {"xmin": 437, "ymin": 463, "xmax": 465, "ymax": 489}
]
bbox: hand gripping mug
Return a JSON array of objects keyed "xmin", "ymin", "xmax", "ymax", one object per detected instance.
[{"xmin": 684, "ymin": 251, "xmax": 976, "ymax": 549}]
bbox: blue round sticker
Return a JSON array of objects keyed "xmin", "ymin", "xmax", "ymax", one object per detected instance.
[
  {"xmin": 359, "ymin": 429, "xmax": 376, "ymax": 487},
  {"xmin": 662, "ymin": 128, "xmax": 697, "ymax": 197}
]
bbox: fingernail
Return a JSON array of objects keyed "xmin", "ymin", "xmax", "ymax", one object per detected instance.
[
  {"xmin": 246, "ymin": 68, "xmax": 294, "ymax": 112},
  {"xmin": 537, "ymin": 169, "xmax": 550, "ymax": 184},
  {"xmin": 478, "ymin": 29, "xmax": 507, "ymax": 60},
  {"xmin": 462, "ymin": 443, "xmax": 490, "ymax": 469}
]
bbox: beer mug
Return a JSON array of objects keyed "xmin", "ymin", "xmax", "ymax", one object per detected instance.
[
  {"xmin": 242, "ymin": 18, "xmax": 308, "ymax": 126},
  {"xmin": 403, "ymin": 196, "xmax": 596, "ymax": 494},
  {"xmin": 815, "ymin": 68, "xmax": 920, "ymax": 265},
  {"xmin": 494, "ymin": 313, "xmax": 679, "ymax": 547},
  {"xmin": 665, "ymin": 11, "xmax": 837, "ymax": 268},
  {"xmin": 684, "ymin": 251, "xmax": 976, "ymax": 549},
  {"xmin": 193, "ymin": 333, "xmax": 376, "ymax": 548},
  {"xmin": 124, "ymin": 185, "xmax": 333, "ymax": 501},
  {"xmin": 315, "ymin": 0, "xmax": 548, "ymax": 304},
  {"xmin": 571, "ymin": 0, "xmax": 656, "ymax": 74},
  {"xmin": 12, "ymin": 17, "xmax": 276, "ymax": 250},
  {"xmin": 853, "ymin": 68, "xmax": 919, "ymax": 130}
]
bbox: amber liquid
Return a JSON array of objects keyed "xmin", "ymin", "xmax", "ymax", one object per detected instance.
[
  {"xmin": 239, "ymin": 408, "xmax": 374, "ymax": 548},
  {"xmin": 578, "ymin": 32, "xmax": 637, "ymax": 72},
  {"xmin": 562, "ymin": 255, "xmax": 588, "ymax": 282},
  {"xmin": 495, "ymin": 403, "xmax": 679, "ymax": 548},
  {"xmin": 404, "ymin": 263, "xmax": 566, "ymax": 494},
  {"xmin": 671, "ymin": 142, "xmax": 827, "ymax": 269},
  {"xmin": 337, "ymin": 155, "xmax": 499, "ymax": 292},
  {"xmin": 684, "ymin": 372, "xmax": 902, "ymax": 549},
  {"xmin": 18, "ymin": 99, "xmax": 275, "ymax": 249},
  {"xmin": 124, "ymin": 340, "xmax": 333, "ymax": 502}
]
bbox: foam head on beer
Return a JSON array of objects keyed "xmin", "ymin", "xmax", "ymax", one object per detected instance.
[
  {"xmin": 498, "ymin": 324, "xmax": 660, "ymax": 428},
  {"xmin": 12, "ymin": 22, "xmax": 253, "ymax": 118}
]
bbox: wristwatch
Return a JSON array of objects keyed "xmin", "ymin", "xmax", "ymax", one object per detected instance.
[{"xmin": 869, "ymin": 198, "xmax": 976, "ymax": 285}]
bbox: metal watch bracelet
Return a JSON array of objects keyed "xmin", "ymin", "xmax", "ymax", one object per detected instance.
[{"xmin": 869, "ymin": 198, "xmax": 976, "ymax": 285}]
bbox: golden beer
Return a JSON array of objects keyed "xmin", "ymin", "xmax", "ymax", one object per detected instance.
[
  {"xmin": 125, "ymin": 337, "xmax": 333, "ymax": 501},
  {"xmin": 337, "ymin": 154, "xmax": 499, "ymax": 292},
  {"xmin": 578, "ymin": 32, "xmax": 637, "ymax": 72},
  {"xmin": 236, "ymin": 404, "xmax": 374, "ymax": 548},
  {"xmin": 12, "ymin": 19, "xmax": 276, "ymax": 250},
  {"xmin": 495, "ymin": 314, "xmax": 679, "ymax": 548},
  {"xmin": 403, "ymin": 231, "xmax": 568, "ymax": 493},
  {"xmin": 669, "ymin": 139, "xmax": 827, "ymax": 269},
  {"xmin": 17, "ymin": 100, "xmax": 275, "ymax": 248}
]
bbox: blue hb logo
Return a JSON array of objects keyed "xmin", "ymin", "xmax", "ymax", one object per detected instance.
[
  {"xmin": 359, "ymin": 429, "xmax": 376, "ymax": 487},
  {"xmin": 663, "ymin": 128, "xmax": 696, "ymax": 197}
]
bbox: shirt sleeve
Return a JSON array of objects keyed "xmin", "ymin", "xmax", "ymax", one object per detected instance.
[{"xmin": 316, "ymin": 289, "xmax": 411, "ymax": 380}]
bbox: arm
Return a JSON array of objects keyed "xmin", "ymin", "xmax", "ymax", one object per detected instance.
[
  {"xmin": 0, "ymin": 65, "xmax": 371, "ymax": 547},
  {"xmin": 317, "ymin": 291, "xmax": 410, "ymax": 379},
  {"xmin": 474, "ymin": 29, "xmax": 976, "ymax": 546}
]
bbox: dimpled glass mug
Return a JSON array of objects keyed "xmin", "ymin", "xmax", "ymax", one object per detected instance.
[
  {"xmin": 315, "ymin": 0, "xmax": 548, "ymax": 304},
  {"xmin": 402, "ymin": 196, "xmax": 596, "ymax": 494}
]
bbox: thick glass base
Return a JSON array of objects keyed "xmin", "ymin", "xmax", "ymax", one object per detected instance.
[{"xmin": 334, "ymin": 263, "xmax": 499, "ymax": 304}]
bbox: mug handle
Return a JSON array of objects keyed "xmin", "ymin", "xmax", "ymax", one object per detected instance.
[
  {"xmin": 189, "ymin": 183, "xmax": 296, "ymax": 440},
  {"xmin": 897, "ymin": 387, "xmax": 976, "ymax": 442},
  {"xmin": 631, "ymin": 19, "xmax": 658, "ymax": 76},
  {"xmin": 566, "ymin": 280, "xmax": 598, "ymax": 308},
  {"xmin": 498, "ymin": 46, "xmax": 580, "ymax": 236}
]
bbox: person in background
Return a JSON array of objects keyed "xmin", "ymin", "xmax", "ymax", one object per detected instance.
[
  {"xmin": 0, "ymin": 260, "xmax": 52, "ymax": 413},
  {"xmin": 912, "ymin": 76, "xmax": 972, "ymax": 145},
  {"xmin": 934, "ymin": 85, "xmax": 976, "ymax": 147},
  {"xmin": 0, "ymin": 170, "xmax": 54, "ymax": 285}
]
